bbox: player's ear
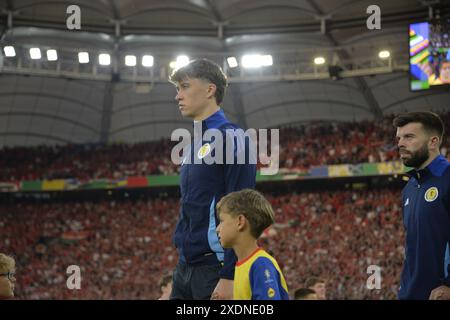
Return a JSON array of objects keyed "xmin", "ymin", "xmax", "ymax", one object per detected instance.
[
  {"xmin": 429, "ymin": 135, "xmax": 440, "ymax": 149},
  {"xmin": 237, "ymin": 214, "xmax": 246, "ymax": 231},
  {"xmin": 206, "ymin": 83, "xmax": 217, "ymax": 100}
]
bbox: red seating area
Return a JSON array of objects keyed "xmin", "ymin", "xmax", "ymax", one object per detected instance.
[
  {"xmin": 0, "ymin": 139, "xmax": 178, "ymax": 182},
  {"xmin": 0, "ymin": 198, "xmax": 179, "ymax": 299},
  {"xmin": 264, "ymin": 189, "xmax": 403, "ymax": 299},
  {"xmin": 0, "ymin": 188, "xmax": 404, "ymax": 299}
]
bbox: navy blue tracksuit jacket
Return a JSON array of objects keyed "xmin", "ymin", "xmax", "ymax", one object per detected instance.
[
  {"xmin": 173, "ymin": 109, "xmax": 257, "ymax": 280},
  {"xmin": 399, "ymin": 155, "xmax": 450, "ymax": 299}
]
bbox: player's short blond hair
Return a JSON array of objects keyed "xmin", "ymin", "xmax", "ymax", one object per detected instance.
[
  {"xmin": 0, "ymin": 253, "xmax": 15, "ymax": 273},
  {"xmin": 216, "ymin": 189, "xmax": 274, "ymax": 239}
]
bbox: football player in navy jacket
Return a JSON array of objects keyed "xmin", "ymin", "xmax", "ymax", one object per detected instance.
[
  {"xmin": 394, "ymin": 111, "xmax": 450, "ymax": 300},
  {"xmin": 168, "ymin": 59, "xmax": 256, "ymax": 300}
]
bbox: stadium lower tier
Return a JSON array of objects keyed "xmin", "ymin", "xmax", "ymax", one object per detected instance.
[{"xmin": 0, "ymin": 186, "xmax": 404, "ymax": 299}]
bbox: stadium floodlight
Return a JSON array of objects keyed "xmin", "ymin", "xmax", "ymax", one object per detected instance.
[
  {"xmin": 3, "ymin": 46, "xmax": 16, "ymax": 57},
  {"xmin": 378, "ymin": 50, "xmax": 390, "ymax": 59},
  {"xmin": 242, "ymin": 55, "xmax": 259, "ymax": 68},
  {"xmin": 125, "ymin": 55, "xmax": 136, "ymax": 67},
  {"xmin": 99, "ymin": 53, "xmax": 111, "ymax": 66},
  {"xmin": 227, "ymin": 57, "xmax": 238, "ymax": 68},
  {"xmin": 142, "ymin": 55, "xmax": 154, "ymax": 67},
  {"xmin": 241, "ymin": 54, "xmax": 273, "ymax": 68},
  {"xmin": 46, "ymin": 49, "xmax": 58, "ymax": 61},
  {"xmin": 261, "ymin": 55, "xmax": 273, "ymax": 66},
  {"xmin": 29, "ymin": 48, "xmax": 41, "ymax": 60},
  {"xmin": 175, "ymin": 55, "xmax": 189, "ymax": 68},
  {"xmin": 314, "ymin": 57, "xmax": 325, "ymax": 65},
  {"xmin": 78, "ymin": 52, "xmax": 89, "ymax": 63},
  {"xmin": 169, "ymin": 56, "xmax": 189, "ymax": 69}
]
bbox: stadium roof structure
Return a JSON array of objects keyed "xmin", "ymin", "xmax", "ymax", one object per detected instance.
[{"xmin": 0, "ymin": 0, "xmax": 449, "ymax": 146}]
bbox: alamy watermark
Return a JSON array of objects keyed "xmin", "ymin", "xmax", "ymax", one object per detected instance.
[
  {"xmin": 366, "ymin": 5, "xmax": 381, "ymax": 30},
  {"xmin": 171, "ymin": 122, "xmax": 279, "ymax": 175},
  {"xmin": 66, "ymin": 265, "xmax": 81, "ymax": 290},
  {"xmin": 366, "ymin": 265, "xmax": 382, "ymax": 290},
  {"xmin": 66, "ymin": 5, "xmax": 81, "ymax": 30}
]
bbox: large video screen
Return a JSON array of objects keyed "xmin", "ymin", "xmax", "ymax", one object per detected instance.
[{"xmin": 409, "ymin": 20, "xmax": 450, "ymax": 91}]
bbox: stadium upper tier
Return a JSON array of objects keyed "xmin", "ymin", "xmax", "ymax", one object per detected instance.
[{"xmin": 1, "ymin": 112, "xmax": 449, "ymax": 183}]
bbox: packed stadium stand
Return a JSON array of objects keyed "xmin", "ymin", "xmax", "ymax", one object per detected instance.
[{"xmin": 1, "ymin": 186, "xmax": 404, "ymax": 299}]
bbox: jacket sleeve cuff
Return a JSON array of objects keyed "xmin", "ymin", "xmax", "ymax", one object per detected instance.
[{"xmin": 219, "ymin": 248, "xmax": 237, "ymax": 280}]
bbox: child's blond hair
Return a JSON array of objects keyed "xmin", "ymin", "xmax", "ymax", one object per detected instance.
[
  {"xmin": 0, "ymin": 254, "xmax": 15, "ymax": 274},
  {"xmin": 216, "ymin": 189, "xmax": 274, "ymax": 239}
]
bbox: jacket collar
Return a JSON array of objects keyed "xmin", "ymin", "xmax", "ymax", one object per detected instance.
[
  {"xmin": 193, "ymin": 108, "xmax": 228, "ymax": 130},
  {"xmin": 407, "ymin": 154, "xmax": 449, "ymax": 179}
]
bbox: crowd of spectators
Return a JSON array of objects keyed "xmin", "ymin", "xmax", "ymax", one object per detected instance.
[
  {"xmin": 0, "ymin": 198, "xmax": 178, "ymax": 299},
  {"xmin": 0, "ymin": 188, "xmax": 404, "ymax": 299},
  {"xmin": 0, "ymin": 139, "xmax": 178, "ymax": 182},
  {"xmin": 263, "ymin": 188, "xmax": 404, "ymax": 299},
  {"xmin": 1, "ymin": 111, "xmax": 449, "ymax": 182}
]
